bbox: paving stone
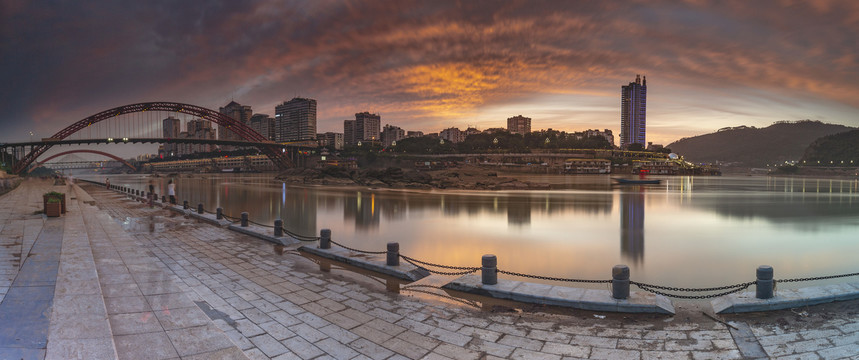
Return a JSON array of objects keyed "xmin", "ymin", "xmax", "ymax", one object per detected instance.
[
  {"xmin": 114, "ymin": 332, "xmax": 179, "ymax": 360},
  {"xmin": 281, "ymin": 335, "xmax": 326, "ymax": 359},
  {"xmin": 249, "ymin": 333, "xmax": 289, "ymax": 358}
]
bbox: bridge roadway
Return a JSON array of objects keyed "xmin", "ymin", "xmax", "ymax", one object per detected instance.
[
  {"xmin": 1, "ymin": 179, "xmax": 858, "ymax": 359},
  {"xmin": 0, "ymin": 137, "xmax": 317, "ymax": 149}
]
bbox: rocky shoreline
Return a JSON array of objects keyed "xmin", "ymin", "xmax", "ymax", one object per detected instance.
[{"xmin": 275, "ymin": 165, "xmax": 552, "ymax": 190}]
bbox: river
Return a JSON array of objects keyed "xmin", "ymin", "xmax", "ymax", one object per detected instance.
[{"xmin": 85, "ymin": 173, "xmax": 859, "ymax": 290}]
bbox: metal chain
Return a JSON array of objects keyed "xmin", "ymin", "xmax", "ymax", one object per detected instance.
[
  {"xmin": 400, "ymin": 257, "xmax": 479, "ymax": 276},
  {"xmin": 629, "ymin": 281, "xmax": 756, "ymax": 293},
  {"xmin": 634, "ymin": 282, "xmax": 753, "ymax": 299},
  {"xmin": 279, "ymin": 226, "xmax": 319, "ymax": 242},
  {"xmin": 497, "ymin": 269, "xmax": 612, "ymax": 284},
  {"xmin": 399, "ymin": 255, "xmax": 480, "ymax": 271},
  {"xmin": 247, "ymin": 219, "xmax": 275, "ymax": 228},
  {"xmin": 329, "ymin": 239, "xmax": 387, "ymax": 254},
  {"xmin": 777, "ymin": 272, "xmax": 859, "ymax": 283}
]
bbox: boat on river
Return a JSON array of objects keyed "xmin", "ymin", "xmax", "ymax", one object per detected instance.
[{"xmin": 612, "ymin": 178, "xmax": 661, "ymax": 185}]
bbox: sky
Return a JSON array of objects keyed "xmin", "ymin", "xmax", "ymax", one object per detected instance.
[{"xmin": 2, "ymin": 0, "xmax": 858, "ymax": 159}]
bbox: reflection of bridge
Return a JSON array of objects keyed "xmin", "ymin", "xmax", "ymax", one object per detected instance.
[
  {"xmin": 29, "ymin": 149, "xmax": 136, "ymax": 173},
  {"xmin": 1, "ymin": 102, "xmax": 313, "ymax": 174}
]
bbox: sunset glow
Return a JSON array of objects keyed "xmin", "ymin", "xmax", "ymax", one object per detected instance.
[{"xmin": 2, "ymin": 0, "xmax": 858, "ymax": 155}]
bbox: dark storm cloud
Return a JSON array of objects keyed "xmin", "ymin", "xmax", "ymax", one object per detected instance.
[{"xmin": 1, "ymin": 0, "xmax": 857, "ymax": 142}]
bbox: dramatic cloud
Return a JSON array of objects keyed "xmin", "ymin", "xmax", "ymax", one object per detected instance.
[{"xmin": 1, "ymin": 0, "xmax": 858, "ymax": 156}]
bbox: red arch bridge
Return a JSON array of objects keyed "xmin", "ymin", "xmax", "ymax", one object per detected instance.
[{"xmin": 1, "ymin": 102, "xmax": 314, "ymax": 174}]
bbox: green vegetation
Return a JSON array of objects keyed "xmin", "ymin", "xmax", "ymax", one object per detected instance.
[
  {"xmin": 667, "ymin": 120, "xmax": 854, "ymax": 167},
  {"xmin": 800, "ymin": 129, "xmax": 859, "ymax": 166}
]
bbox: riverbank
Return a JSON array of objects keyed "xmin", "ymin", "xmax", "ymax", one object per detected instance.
[
  {"xmin": 4, "ymin": 178, "xmax": 858, "ymax": 359},
  {"xmin": 276, "ymin": 165, "xmax": 554, "ymax": 190}
]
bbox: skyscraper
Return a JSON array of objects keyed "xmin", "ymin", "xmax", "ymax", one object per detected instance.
[
  {"xmin": 219, "ymin": 101, "xmax": 253, "ymax": 151},
  {"xmin": 621, "ymin": 75, "xmax": 647, "ymax": 149},
  {"xmin": 162, "ymin": 116, "xmax": 180, "ymax": 156},
  {"xmin": 249, "ymin": 113, "xmax": 275, "ymax": 141},
  {"xmin": 343, "ymin": 120, "xmax": 357, "ymax": 146},
  {"xmin": 275, "ymin": 97, "xmax": 317, "ymax": 142}
]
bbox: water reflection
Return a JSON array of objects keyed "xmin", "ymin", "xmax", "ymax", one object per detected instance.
[
  {"xmin": 94, "ymin": 174, "xmax": 859, "ymax": 286},
  {"xmin": 620, "ymin": 188, "xmax": 645, "ymax": 265}
]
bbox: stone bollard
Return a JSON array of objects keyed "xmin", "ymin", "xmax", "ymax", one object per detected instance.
[
  {"xmin": 149, "ymin": 194, "xmax": 154, "ymax": 207},
  {"xmin": 240, "ymin": 212, "xmax": 249, "ymax": 227},
  {"xmin": 320, "ymin": 229, "xmax": 331, "ymax": 249},
  {"xmin": 387, "ymin": 242, "xmax": 399, "ymax": 266},
  {"xmin": 216, "ymin": 207, "xmax": 223, "ymax": 220},
  {"xmin": 756, "ymin": 265, "xmax": 774, "ymax": 299},
  {"xmin": 482, "ymin": 254, "xmax": 497, "ymax": 285},
  {"xmin": 183, "ymin": 200, "xmax": 189, "ymax": 210},
  {"xmin": 612, "ymin": 265, "xmax": 630, "ymax": 300},
  {"xmin": 274, "ymin": 219, "xmax": 283, "ymax": 237},
  {"xmin": 197, "ymin": 203, "xmax": 204, "ymax": 214}
]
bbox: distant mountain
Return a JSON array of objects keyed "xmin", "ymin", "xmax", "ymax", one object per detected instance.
[
  {"xmin": 801, "ymin": 129, "xmax": 859, "ymax": 165},
  {"xmin": 667, "ymin": 120, "xmax": 855, "ymax": 167}
]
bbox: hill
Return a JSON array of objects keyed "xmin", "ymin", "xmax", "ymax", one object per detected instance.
[
  {"xmin": 801, "ymin": 129, "xmax": 859, "ymax": 165},
  {"xmin": 667, "ymin": 120, "xmax": 855, "ymax": 167}
]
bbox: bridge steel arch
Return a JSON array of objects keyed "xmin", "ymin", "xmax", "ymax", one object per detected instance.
[
  {"xmin": 29, "ymin": 149, "xmax": 137, "ymax": 173},
  {"xmin": 13, "ymin": 102, "xmax": 292, "ymax": 174}
]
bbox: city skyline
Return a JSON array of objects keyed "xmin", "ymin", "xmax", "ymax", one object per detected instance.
[{"xmin": 2, "ymin": 1, "xmax": 858, "ymax": 159}]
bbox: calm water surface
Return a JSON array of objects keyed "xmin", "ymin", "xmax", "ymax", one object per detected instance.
[{"xmin": 93, "ymin": 174, "xmax": 859, "ymax": 289}]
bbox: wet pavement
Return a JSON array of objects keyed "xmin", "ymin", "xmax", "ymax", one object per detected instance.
[{"xmin": 1, "ymin": 178, "xmax": 858, "ymax": 359}]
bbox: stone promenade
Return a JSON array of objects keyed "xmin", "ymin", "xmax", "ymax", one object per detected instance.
[{"xmin": 1, "ymin": 179, "xmax": 858, "ymax": 359}]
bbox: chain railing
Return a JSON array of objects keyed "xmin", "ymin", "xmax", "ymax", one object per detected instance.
[
  {"xmin": 776, "ymin": 272, "xmax": 859, "ymax": 284},
  {"xmin": 279, "ymin": 226, "xmax": 320, "ymax": 242},
  {"xmin": 498, "ymin": 269, "xmax": 612, "ymax": 284},
  {"xmin": 329, "ymin": 239, "xmax": 387, "ymax": 254},
  {"xmin": 400, "ymin": 255, "xmax": 480, "ymax": 276},
  {"xmin": 90, "ymin": 182, "xmax": 859, "ymax": 302},
  {"xmin": 631, "ymin": 281, "xmax": 756, "ymax": 299}
]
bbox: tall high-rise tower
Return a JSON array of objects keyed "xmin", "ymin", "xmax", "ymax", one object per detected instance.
[
  {"xmin": 275, "ymin": 97, "xmax": 317, "ymax": 142},
  {"xmin": 620, "ymin": 75, "xmax": 647, "ymax": 149},
  {"xmin": 162, "ymin": 116, "xmax": 180, "ymax": 156}
]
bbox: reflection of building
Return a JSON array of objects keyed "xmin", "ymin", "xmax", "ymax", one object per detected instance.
[
  {"xmin": 620, "ymin": 188, "xmax": 645, "ymax": 264},
  {"xmin": 343, "ymin": 191, "xmax": 380, "ymax": 230},
  {"xmin": 621, "ymin": 75, "xmax": 647, "ymax": 149},
  {"xmin": 282, "ymin": 187, "xmax": 317, "ymax": 238},
  {"xmin": 507, "ymin": 199, "xmax": 531, "ymax": 226}
]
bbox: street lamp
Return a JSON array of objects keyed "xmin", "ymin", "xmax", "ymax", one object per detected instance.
[{"xmin": 29, "ymin": 131, "xmax": 34, "ymax": 142}]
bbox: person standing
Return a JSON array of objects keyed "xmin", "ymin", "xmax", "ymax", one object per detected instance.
[
  {"xmin": 105, "ymin": 177, "xmax": 110, "ymax": 189},
  {"xmin": 168, "ymin": 179, "xmax": 176, "ymax": 204}
]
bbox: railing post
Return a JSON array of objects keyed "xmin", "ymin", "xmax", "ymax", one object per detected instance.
[
  {"xmin": 612, "ymin": 265, "xmax": 630, "ymax": 300},
  {"xmin": 387, "ymin": 242, "xmax": 399, "ymax": 266},
  {"xmin": 183, "ymin": 200, "xmax": 189, "ymax": 210},
  {"xmin": 756, "ymin": 265, "xmax": 774, "ymax": 299},
  {"xmin": 482, "ymin": 254, "xmax": 497, "ymax": 285},
  {"xmin": 197, "ymin": 203, "xmax": 204, "ymax": 214},
  {"xmin": 274, "ymin": 219, "xmax": 283, "ymax": 237},
  {"xmin": 149, "ymin": 194, "xmax": 154, "ymax": 207},
  {"xmin": 320, "ymin": 229, "xmax": 331, "ymax": 249},
  {"xmin": 162, "ymin": 195, "xmax": 166, "ymax": 203},
  {"xmin": 240, "ymin": 212, "xmax": 248, "ymax": 227},
  {"xmin": 216, "ymin": 207, "xmax": 223, "ymax": 220}
]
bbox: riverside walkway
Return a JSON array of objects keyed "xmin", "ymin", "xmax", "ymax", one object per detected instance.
[{"xmin": 0, "ymin": 179, "xmax": 858, "ymax": 359}]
